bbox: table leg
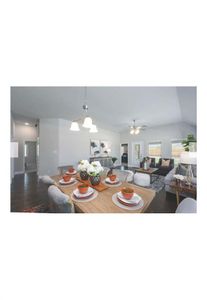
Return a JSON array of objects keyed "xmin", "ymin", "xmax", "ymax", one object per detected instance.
[{"xmin": 176, "ymin": 190, "xmax": 180, "ymax": 206}]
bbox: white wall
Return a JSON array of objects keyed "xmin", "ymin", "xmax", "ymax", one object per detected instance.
[
  {"xmin": 14, "ymin": 123, "xmax": 38, "ymax": 174},
  {"xmin": 38, "ymin": 118, "xmax": 120, "ymax": 176},
  {"xmin": 59, "ymin": 119, "xmax": 120, "ymax": 167},
  {"xmin": 39, "ymin": 119, "xmax": 59, "ymax": 176},
  {"xmin": 120, "ymin": 122, "xmax": 196, "ymax": 166}
]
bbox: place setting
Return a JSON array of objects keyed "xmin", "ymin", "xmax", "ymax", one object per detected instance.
[
  {"xmin": 103, "ymin": 174, "xmax": 122, "ymax": 187},
  {"xmin": 71, "ymin": 183, "xmax": 98, "ymax": 202},
  {"xmin": 112, "ymin": 187, "xmax": 144, "ymax": 211},
  {"xmin": 65, "ymin": 167, "xmax": 77, "ymax": 175},
  {"xmin": 59, "ymin": 174, "xmax": 77, "ymax": 186}
]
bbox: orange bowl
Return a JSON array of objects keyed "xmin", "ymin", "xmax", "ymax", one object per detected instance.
[
  {"xmin": 109, "ymin": 174, "xmax": 117, "ymax": 182},
  {"xmin": 78, "ymin": 183, "xmax": 89, "ymax": 194},
  {"xmin": 63, "ymin": 174, "xmax": 72, "ymax": 182},
  {"xmin": 121, "ymin": 187, "xmax": 134, "ymax": 200},
  {"xmin": 68, "ymin": 167, "xmax": 75, "ymax": 173}
]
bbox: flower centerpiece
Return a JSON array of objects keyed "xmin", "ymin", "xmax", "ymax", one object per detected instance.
[
  {"xmin": 87, "ymin": 161, "xmax": 104, "ymax": 186},
  {"xmin": 77, "ymin": 160, "xmax": 90, "ymax": 180},
  {"xmin": 173, "ymin": 174, "xmax": 185, "ymax": 185}
]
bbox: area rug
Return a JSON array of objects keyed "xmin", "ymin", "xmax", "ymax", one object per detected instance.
[{"xmin": 22, "ymin": 204, "xmax": 47, "ymax": 213}]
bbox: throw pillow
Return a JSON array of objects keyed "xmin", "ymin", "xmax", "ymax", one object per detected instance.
[{"xmin": 161, "ymin": 159, "xmax": 170, "ymax": 167}]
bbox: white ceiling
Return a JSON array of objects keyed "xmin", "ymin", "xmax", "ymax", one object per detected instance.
[{"xmin": 11, "ymin": 87, "xmax": 196, "ymax": 132}]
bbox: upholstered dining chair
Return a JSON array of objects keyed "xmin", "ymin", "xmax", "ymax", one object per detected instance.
[
  {"xmin": 112, "ymin": 169, "xmax": 134, "ymax": 182},
  {"xmin": 40, "ymin": 175, "xmax": 55, "ymax": 186},
  {"xmin": 58, "ymin": 165, "xmax": 73, "ymax": 175},
  {"xmin": 48, "ymin": 185, "xmax": 75, "ymax": 213},
  {"xmin": 175, "ymin": 197, "xmax": 197, "ymax": 213}
]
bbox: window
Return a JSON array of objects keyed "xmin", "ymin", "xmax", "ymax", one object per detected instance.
[
  {"xmin": 171, "ymin": 141, "xmax": 184, "ymax": 165},
  {"xmin": 148, "ymin": 142, "xmax": 161, "ymax": 163}
]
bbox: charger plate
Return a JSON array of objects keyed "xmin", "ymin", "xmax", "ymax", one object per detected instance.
[{"xmin": 112, "ymin": 193, "xmax": 144, "ymax": 211}]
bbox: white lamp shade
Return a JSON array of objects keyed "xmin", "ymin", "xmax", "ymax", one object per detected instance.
[
  {"xmin": 83, "ymin": 117, "xmax": 93, "ymax": 128},
  {"xmin": 70, "ymin": 121, "xmax": 80, "ymax": 131},
  {"xmin": 11, "ymin": 142, "xmax": 18, "ymax": 158},
  {"xmin": 180, "ymin": 152, "xmax": 197, "ymax": 165},
  {"xmin": 130, "ymin": 129, "xmax": 134, "ymax": 135},
  {"xmin": 89, "ymin": 124, "xmax": 98, "ymax": 133}
]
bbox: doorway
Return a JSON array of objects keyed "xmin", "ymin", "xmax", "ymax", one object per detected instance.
[
  {"xmin": 132, "ymin": 142, "xmax": 144, "ymax": 167},
  {"xmin": 120, "ymin": 143, "xmax": 128, "ymax": 166},
  {"xmin": 24, "ymin": 141, "xmax": 37, "ymax": 173}
]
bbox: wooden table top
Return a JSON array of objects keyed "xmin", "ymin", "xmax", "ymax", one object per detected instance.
[
  {"xmin": 51, "ymin": 175, "xmax": 156, "ymax": 213},
  {"xmin": 135, "ymin": 168, "xmax": 158, "ymax": 174},
  {"xmin": 170, "ymin": 180, "xmax": 197, "ymax": 195}
]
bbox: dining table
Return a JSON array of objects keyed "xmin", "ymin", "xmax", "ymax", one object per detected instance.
[{"xmin": 51, "ymin": 174, "xmax": 156, "ymax": 213}]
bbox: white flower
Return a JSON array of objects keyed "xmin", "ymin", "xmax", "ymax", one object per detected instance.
[
  {"xmin": 86, "ymin": 161, "xmax": 104, "ymax": 176},
  {"xmin": 77, "ymin": 160, "xmax": 90, "ymax": 171},
  {"xmin": 174, "ymin": 174, "xmax": 184, "ymax": 181}
]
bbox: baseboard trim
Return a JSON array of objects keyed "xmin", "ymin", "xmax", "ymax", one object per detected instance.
[{"xmin": 14, "ymin": 171, "xmax": 24, "ymax": 175}]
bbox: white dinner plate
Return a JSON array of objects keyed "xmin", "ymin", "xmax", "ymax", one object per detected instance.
[
  {"xmin": 59, "ymin": 178, "xmax": 76, "ymax": 185},
  {"xmin": 117, "ymin": 191, "xmax": 141, "ymax": 205},
  {"xmin": 105, "ymin": 177, "xmax": 120, "ymax": 184},
  {"xmin": 73, "ymin": 187, "xmax": 94, "ymax": 199}
]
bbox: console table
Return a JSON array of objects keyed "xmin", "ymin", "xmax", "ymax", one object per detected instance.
[
  {"xmin": 90, "ymin": 156, "xmax": 113, "ymax": 168},
  {"xmin": 170, "ymin": 181, "xmax": 197, "ymax": 206}
]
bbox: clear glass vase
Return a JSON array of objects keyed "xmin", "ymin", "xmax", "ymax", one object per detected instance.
[{"xmin": 186, "ymin": 165, "xmax": 193, "ymax": 186}]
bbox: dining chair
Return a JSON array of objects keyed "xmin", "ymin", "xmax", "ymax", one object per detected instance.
[
  {"xmin": 39, "ymin": 175, "xmax": 55, "ymax": 186},
  {"xmin": 58, "ymin": 165, "xmax": 73, "ymax": 175},
  {"xmin": 112, "ymin": 169, "xmax": 134, "ymax": 182},
  {"xmin": 175, "ymin": 197, "xmax": 197, "ymax": 213},
  {"xmin": 48, "ymin": 185, "xmax": 75, "ymax": 213}
]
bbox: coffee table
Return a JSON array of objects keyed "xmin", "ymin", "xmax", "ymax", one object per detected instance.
[
  {"xmin": 135, "ymin": 168, "xmax": 159, "ymax": 184},
  {"xmin": 169, "ymin": 180, "xmax": 197, "ymax": 206}
]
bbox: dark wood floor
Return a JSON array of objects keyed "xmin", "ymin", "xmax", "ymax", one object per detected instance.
[{"xmin": 10, "ymin": 172, "xmax": 179, "ymax": 213}]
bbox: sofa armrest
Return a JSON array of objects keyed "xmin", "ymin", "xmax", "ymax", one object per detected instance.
[{"xmin": 164, "ymin": 167, "xmax": 176, "ymax": 185}]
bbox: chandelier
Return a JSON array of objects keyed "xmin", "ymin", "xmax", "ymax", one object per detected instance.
[{"xmin": 70, "ymin": 87, "xmax": 98, "ymax": 133}]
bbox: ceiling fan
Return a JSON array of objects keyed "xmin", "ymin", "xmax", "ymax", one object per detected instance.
[{"xmin": 129, "ymin": 119, "xmax": 147, "ymax": 135}]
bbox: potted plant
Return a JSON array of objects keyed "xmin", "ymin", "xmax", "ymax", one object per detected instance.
[
  {"xmin": 182, "ymin": 134, "xmax": 196, "ymax": 152},
  {"xmin": 87, "ymin": 161, "xmax": 104, "ymax": 186},
  {"xmin": 112, "ymin": 157, "xmax": 117, "ymax": 166},
  {"xmin": 77, "ymin": 160, "xmax": 90, "ymax": 180}
]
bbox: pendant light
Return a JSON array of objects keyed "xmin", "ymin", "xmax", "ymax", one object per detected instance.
[
  {"xmin": 70, "ymin": 87, "xmax": 98, "ymax": 132},
  {"xmin": 89, "ymin": 124, "xmax": 98, "ymax": 133},
  {"xmin": 82, "ymin": 88, "xmax": 93, "ymax": 128},
  {"xmin": 70, "ymin": 121, "xmax": 80, "ymax": 131},
  {"xmin": 82, "ymin": 104, "xmax": 93, "ymax": 128}
]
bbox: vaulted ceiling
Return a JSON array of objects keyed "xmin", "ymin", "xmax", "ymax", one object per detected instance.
[{"xmin": 11, "ymin": 86, "xmax": 196, "ymax": 132}]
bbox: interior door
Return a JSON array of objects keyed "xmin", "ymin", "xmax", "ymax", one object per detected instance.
[
  {"xmin": 25, "ymin": 141, "xmax": 37, "ymax": 172},
  {"xmin": 132, "ymin": 142, "xmax": 144, "ymax": 167}
]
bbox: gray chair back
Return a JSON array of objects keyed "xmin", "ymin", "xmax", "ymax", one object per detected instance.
[
  {"xmin": 113, "ymin": 169, "xmax": 132, "ymax": 182},
  {"xmin": 48, "ymin": 185, "xmax": 75, "ymax": 213},
  {"xmin": 40, "ymin": 175, "xmax": 55, "ymax": 186},
  {"xmin": 176, "ymin": 198, "xmax": 197, "ymax": 213}
]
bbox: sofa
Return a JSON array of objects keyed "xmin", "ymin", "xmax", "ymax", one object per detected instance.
[
  {"xmin": 140, "ymin": 157, "xmax": 156, "ymax": 168},
  {"xmin": 140, "ymin": 157, "xmax": 174, "ymax": 176},
  {"xmin": 155, "ymin": 158, "xmax": 174, "ymax": 176}
]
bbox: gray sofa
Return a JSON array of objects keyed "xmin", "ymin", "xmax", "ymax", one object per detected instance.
[{"xmin": 164, "ymin": 165, "xmax": 197, "ymax": 197}]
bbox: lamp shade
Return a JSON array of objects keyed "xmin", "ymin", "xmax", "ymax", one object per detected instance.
[
  {"xmin": 10, "ymin": 142, "xmax": 18, "ymax": 158},
  {"xmin": 70, "ymin": 121, "xmax": 80, "ymax": 131},
  {"xmin": 83, "ymin": 116, "xmax": 93, "ymax": 128},
  {"xmin": 89, "ymin": 124, "xmax": 98, "ymax": 133},
  {"xmin": 180, "ymin": 152, "xmax": 197, "ymax": 165}
]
